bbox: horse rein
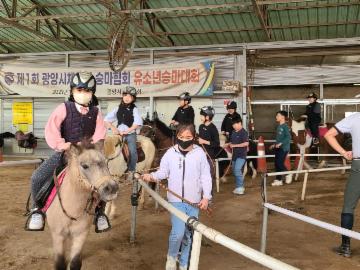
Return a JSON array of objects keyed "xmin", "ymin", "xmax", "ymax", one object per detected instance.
[{"xmin": 134, "ymin": 173, "xmax": 213, "ymax": 217}]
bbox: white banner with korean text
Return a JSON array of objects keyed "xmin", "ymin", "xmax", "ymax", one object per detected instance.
[{"xmin": 0, "ymin": 61, "xmax": 215, "ymax": 98}]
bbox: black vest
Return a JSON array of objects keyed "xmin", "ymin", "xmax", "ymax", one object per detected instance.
[
  {"xmin": 61, "ymin": 101, "xmax": 98, "ymax": 143},
  {"xmin": 306, "ymin": 102, "xmax": 321, "ymax": 123},
  {"xmin": 117, "ymin": 103, "xmax": 135, "ymax": 127}
]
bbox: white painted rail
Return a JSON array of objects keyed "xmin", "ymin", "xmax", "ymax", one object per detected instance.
[
  {"xmin": 260, "ymin": 165, "xmax": 355, "ymax": 254},
  {"xmin": 0, "ymin": 159, "xmax": 43, "ymax": 167},
  {"xmin": 267, "ymin": 166, "xmax": 350, "ymax": 177},
  {"xmin": 136, "ymin": 178, "xmax": 299, "ymax": 270},
  {"xmin": 265, "ymin": 203, "xmax": 360, "ymax": 241}
]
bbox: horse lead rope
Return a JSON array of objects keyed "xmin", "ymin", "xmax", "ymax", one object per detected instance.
[{"xmin": 134, "ymin": 173, "xmax": 213, "ymax": 217}]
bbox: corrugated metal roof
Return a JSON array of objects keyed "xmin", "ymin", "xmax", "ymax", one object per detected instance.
[{"xmin": 0, "ymin": 0, "xmax": 359, "ymax": 53}]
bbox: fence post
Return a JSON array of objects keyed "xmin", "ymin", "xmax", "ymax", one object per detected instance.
[
  {"xmin": 295, "ymin": 148, "xmax": 305, "ymax": 181},
  {"xmin": 215, "ymin": 159, "xmax": 220, "ymax": 193},
  {"xmin": 130, "ymin": 178, "xmax": 139, "ymax": 243},
  {"xmin": 260, "ymin": 174, "xmax": 268, "ymax": 253},
  {"xmin": 189, "ymin": 230, "xmax": 202, "ymax": 270},
  {"xmin": 155, "ymin": 183, "xmax": 160, "ymax": 210},
  {"xmin": 301, "ymin": 172, "xmax": 309, "ymax": 201}
]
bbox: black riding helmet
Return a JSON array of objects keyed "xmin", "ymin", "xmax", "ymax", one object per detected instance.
[
  {"xmin": 70, "ymin": 72, "xmax": 96, "ymax": 93},
  {"xmin": 123, "ymin": 86, "xmax": 137, "ymax": 102},
  {"xmin": 69, "ymin": 71, "xmax": 98, "ymax": 106},
  {"xmin": 226, "ymin": 101, "xmax": 237, "ymax": 110},
  {"xmin": 178, "ymin": 92, "xmax": 191, "ymax": 103},
  {"xmin": 200, "ymin": 106, "xmax": 215, "ymax": 118},
  {"xmin": 306, "ymin": 92, "xmax": 318, "ymax": 99}
]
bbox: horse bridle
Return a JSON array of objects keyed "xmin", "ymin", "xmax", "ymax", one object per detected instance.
[
  {"xmin": 54, "ymin": 166, "xmax": 114, "ymax": 221},
  {"xmin": 142, "ymin": 124, "xmax": 156, "ymax": 140}
]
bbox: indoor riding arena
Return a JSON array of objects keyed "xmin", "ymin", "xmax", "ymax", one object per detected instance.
[{"xmin": 1, "ymin": 1, "xmax": 360, "ymax": 270}]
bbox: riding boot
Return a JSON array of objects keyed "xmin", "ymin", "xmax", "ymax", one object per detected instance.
[
  {"xmin": 335, "ymin": 213, "xmax": 353, "ymax": 257},
  {"xmin": 94, "ymin": 201, "xmax": 111, "ymax": 233}
]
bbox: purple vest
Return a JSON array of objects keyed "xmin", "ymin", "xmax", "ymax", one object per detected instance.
[{"xmin": 61, "ymin": 101, "xmax": 98, "ymax": 143}]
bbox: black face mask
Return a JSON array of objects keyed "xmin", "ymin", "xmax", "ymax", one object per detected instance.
[{"xmin": 177, "ymin": 138, "xmax": 193, "ymax": 150}]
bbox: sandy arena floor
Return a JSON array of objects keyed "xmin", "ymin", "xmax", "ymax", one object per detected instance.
[{"xmin": 1, "ymin": 163, "xmax": 360, "ymax": 270}]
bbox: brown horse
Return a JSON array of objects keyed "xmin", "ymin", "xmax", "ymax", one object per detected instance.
[{"xmin": 46, "ymin": 141, "xmax": 119, "ymax": 270}]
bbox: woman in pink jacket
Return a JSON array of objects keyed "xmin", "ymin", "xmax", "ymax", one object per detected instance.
[
  {"xmin": 25, "ymin": 72, "xmax": 109, "ymax": 233},
  {"xmin": 143, "ymin": 124, "xmax": 212, "ymax": 270}
]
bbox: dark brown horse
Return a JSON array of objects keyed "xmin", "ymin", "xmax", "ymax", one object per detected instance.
[{"xmin": 140, "ymin": 116, "xmax": 174, "ymax": 168}]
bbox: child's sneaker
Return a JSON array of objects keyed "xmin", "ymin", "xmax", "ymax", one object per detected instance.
[
  {"xmin": 232, "ymin": 187, "xmax": 245, "ymax": 195},
  {"xmin": 271, "ymin": 180, "xmax": 283, "ymax": 186}
]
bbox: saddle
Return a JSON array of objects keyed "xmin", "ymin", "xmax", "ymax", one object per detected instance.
[
  {"xmin": 122, "ymin": 142, "xmax": 145, "ymax": 163},
  {"xmin": 15, "ymin": 131, "xmax": 38, "ymax": 149}
]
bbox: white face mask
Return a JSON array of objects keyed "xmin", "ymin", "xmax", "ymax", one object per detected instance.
[{"xmin": 73, "ymin": 92, "xmax": 92, "ymax": 105}]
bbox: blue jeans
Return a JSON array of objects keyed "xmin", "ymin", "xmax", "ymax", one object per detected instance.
[
  {"xmin": 124, "ymin": 133, "xmax": 137, "ymax": 171},
  {"xmin": 232, "ymin": 158, "xmax": 246, "ymax": 188},
  {"xmin": 168, "ymin": 203, "xmax": 199, "ymax": 268}
]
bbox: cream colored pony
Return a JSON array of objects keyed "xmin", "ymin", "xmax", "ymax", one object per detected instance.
[
  {"xmin": 104, "ymin": 134, "xmax": 155, "ymax": 216},
  {"xmin": 46, "ymin": 141, "xmax": 119, "ymax": 270}
]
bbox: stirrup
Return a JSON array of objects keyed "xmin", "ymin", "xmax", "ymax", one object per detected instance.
[
  {"xmin": 24, "ymin": 209, "xmax": 46, "ymax": 231},
  {"xmin": 94, "ymin": 213, "xmax": 111, "ymax": 233}
]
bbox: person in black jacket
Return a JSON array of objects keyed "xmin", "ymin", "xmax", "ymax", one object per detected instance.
[
  {"xmin": 198, "ymin": 106, "xmax": 220, "ymax": 159},
  {"xmin": 303, "ymin": 92, "xmax": 321, "ymax": 145},
  {"xmin": 171, "ymin": 92, "xmax": 195, "ymax": 126},
  {"xmin": 221, "ymin": 101, "xmax": 241, "ymax": 142}
]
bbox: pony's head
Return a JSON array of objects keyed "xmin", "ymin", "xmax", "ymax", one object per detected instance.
[{"xmin": 66, "ymin": 139, "xmax": 119, "ymax": 202}]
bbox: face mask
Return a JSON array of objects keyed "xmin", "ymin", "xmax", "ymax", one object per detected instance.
[
  {"xmin": 177, "ymin": 138, "xmax": 193, "ymax": 149},
  {"xmin": 73, "ymin": 92, "xmax": 92, "ymax": 105}
]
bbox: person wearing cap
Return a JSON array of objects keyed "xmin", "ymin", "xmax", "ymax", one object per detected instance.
[
  {"xmin": 325, "ymin": 112, "xmax": 360, "ymax": 258},
  {"xmin": 171, "ymin": 92, "xmax": 195, "ymax": 126},
  {"xmin": 221, "ymin": 101, "xmax": 241, "ymax": 142},
  {"xmin": 304, "ymin": 92, "xmax": 322, "ymax": 145},
  {"xmin": 104, "ymin": 86, "xmax": 143, "ymax": 180},
  {"xmin": 25, "ymin": 71, "xmax": 108, "ymax": 232}
]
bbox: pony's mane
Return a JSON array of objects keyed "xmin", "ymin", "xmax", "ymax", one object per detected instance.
[
  {"xmin": 79, "ymin": 138, "xmax": 96, "ymax": 150},
  {"xmin": 154, "ymin": 118, "xmax": 173, "ymax": 138}
]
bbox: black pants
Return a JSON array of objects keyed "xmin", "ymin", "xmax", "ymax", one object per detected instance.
[
  {"xmin": 31, "ymin": 151, "xmax": 63, "ymax": 204},
  {"xmin": 274, "ymin": 148, "xmax": 288, "ymax": 181},
  {"xmin": 308, "ymin": 121, "xmax": 320, "ymax": 139}
]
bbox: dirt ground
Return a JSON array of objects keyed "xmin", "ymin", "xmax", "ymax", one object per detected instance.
[{"xmin": 1, "ymin": 163, "xmax": 360, "ymax": 270}]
